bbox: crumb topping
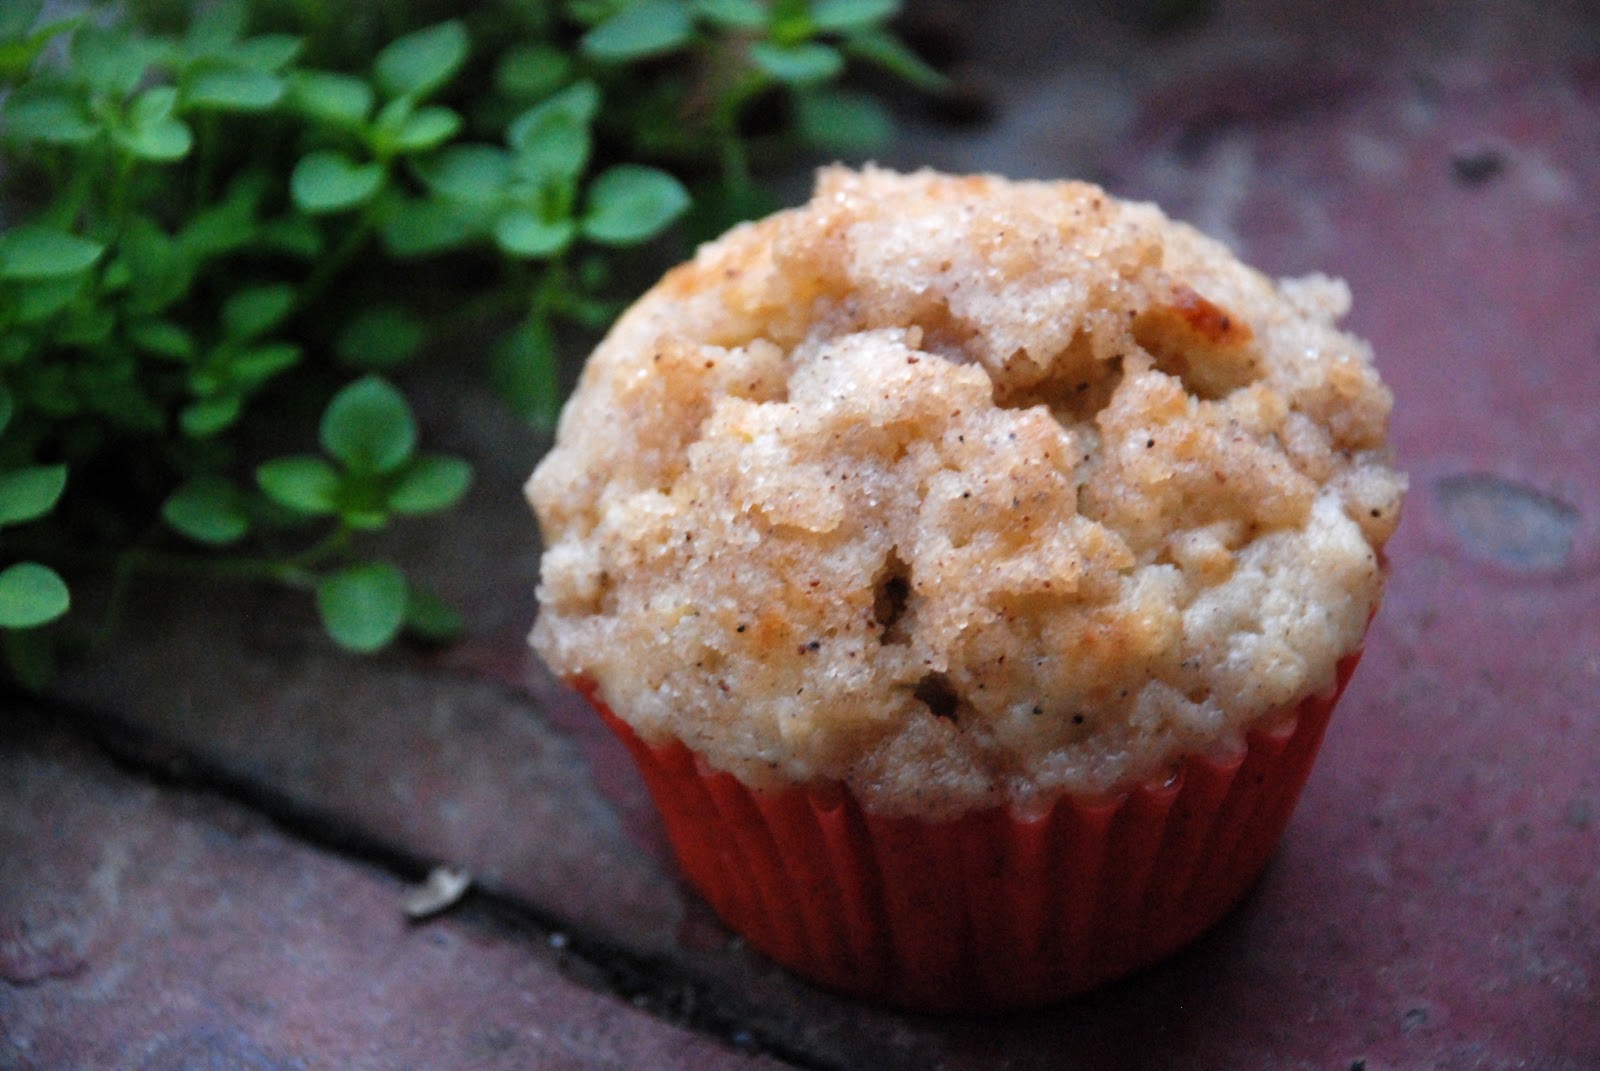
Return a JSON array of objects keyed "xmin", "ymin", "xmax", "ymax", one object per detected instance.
[{"xmin": 529, "ymin": 167, "xmax": 1404, "ymax": 818}]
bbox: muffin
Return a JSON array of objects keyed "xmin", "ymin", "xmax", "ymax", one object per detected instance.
[{"xmin": 528, "ymin": 167, "xmax": 1404, "ymax": 1010}]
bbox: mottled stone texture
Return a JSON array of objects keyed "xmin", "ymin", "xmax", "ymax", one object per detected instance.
[
  {"xmin": 9, "ymin": 0, "xmax": 1600, "ymax": 1067},
  {"xmin": 0, "ymin": 710, "xmax": 788, "ymax": 1071}
]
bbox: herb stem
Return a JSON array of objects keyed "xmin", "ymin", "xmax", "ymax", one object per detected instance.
[
  {"xmin": 284, "ymin": 524, "xmax": 353, "ymax": 571},
  {"xmin": 297, "ymin": 208, "xmax": 378, "ymax": 313},
  {"xmin": 119, "ymin": 546, "xmax": 317, "ymax": 587},
  {"xmin": 195, "ymin": 112, "xmax": 221, "ymax": 207}
]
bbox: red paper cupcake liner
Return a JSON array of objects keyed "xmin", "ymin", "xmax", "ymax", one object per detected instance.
[{"xmin": 578, "ymin": 648, "xmax": 1362, "ymax": 1012}]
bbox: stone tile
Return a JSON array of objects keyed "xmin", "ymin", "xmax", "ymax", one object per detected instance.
[
  {"xmin": 52, "ymin": 574, "xmax": 685, "ymax": 956},
  {"xmin": 0, "ymin": 708, "xmax": 785, "ymax": 1071}
]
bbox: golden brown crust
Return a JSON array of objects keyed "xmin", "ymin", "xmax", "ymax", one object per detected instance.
[{"xmin": 529, "ymin": 167, "xmax": 1405, "ymax": 818}]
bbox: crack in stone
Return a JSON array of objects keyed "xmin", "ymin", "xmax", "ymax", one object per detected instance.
[{"xmin": 8, "ymin": 693, "xmax": 846, "ymax": 1071}]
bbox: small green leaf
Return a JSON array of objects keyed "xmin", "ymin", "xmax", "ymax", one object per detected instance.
[
  {"xmin": 114, "ymin": 86, "xmax": 194, "ymax": 162},
  {"xmin": 256, "ymin": 455, "xmax": 340, "ymax": 514},
  {"xmin": 581, "ymin": 165, "xmax": 690, "ymax": 246},
  {"xmin": 511, "ymin": 122, "xmax": 588, "ymax": 193},
  {"xmin": 0, "ymin": 21, "xmax": 68, "ymax": 82},
  {"xmin": 340, "ymin": 503, "xmax": 390, "ymax": 532},
  {"xmin": 114, "ymin": 114, "xmax": 194, "ymax": 161},
  {"xmin": 161, "ymin": 478, "xmax": 250, "ymax": 545},
  {"xmin": 183, "ymin": 0, "xmax": 245, "ymax": 56},
  {"xmin": 291, "ymin": 150, "xmax": 385, "ymax": 214},
  {"xmin": 403, "ymin": 585, "xmax": 463, "ymax": 643},
  {"xmin": 509, "ymin": 81, "xmax": 602, "ymax": 140},
  {"xmin": 369, "ymin": 95, "xmax": 414, "ymax": 146},
  {"xmin": 0, "ymin": 226, "xmax": 104, "ymax": 280},
  {"xmin": 841, "ymin": 29, "xmax": 948, "ymax": 92},
  {"xmin": 418, "ymin": 144, "xmax": 511, "ymax": 204},
  {"xmin": 491, "ymin": 318, "xmax": 561, "ymax": 425},
  {"xmin": 379, "ymin": 196, "xmax": 488, "ymax": 256},
  {"xmin": 374, "ymin": 19, "xmax": 468, "ymax": 100},
  {"xmin": 317, "ymin": 562, "xmax": 408, "ymax": 652},
  {"xmin": 116, "ymin": 221, "xmax": 188, "ymax": 315},
  {"xmin": 128, "ymin": 320, "xmax": 196, "ymax": 360},
  {"xmin": 794, "ymin": 88, "xmax": 892, "ymax": 152},
  {"xmin": 288, "ymin": 70, "xmax": 374, "ymax": 125},
  {"xmin": 55, "ymin": 304, "xmax": 115, "ymax": 347},
  {"xmin": 257, "ymin": 214, "xmax": 325, "ymax": 259},
  {"xmin": 229, "ymin": 342, "xmax": 301, "ymax": 388},
  {"xmin": 809, "ymin": 0, "xmax": 900, "ymax": 31},
  {"xmin": 3, "ymin": 87, "xmax": 97, "ymax": 144},
  {"xmin": 180, "ymin": 393, "xmax": 242, "ymax": 437},
  {"xmin": 0, "ymin": 41, "xmax": 30, "ymax": 78},
  {"xmin": 495, "ymin": 210, "xmax": 575, "ymax": 258},
  {"xmin": 320, "ymin": 376, "xmax": 416, "ymax": 474},
  {"xmin": 508, "ymin": 82, "xmax": 599, "ymax": 184},
  {"xmin": 582, "ymin": 1, "xmax": 694, "ymax": 62},
  {"xmin": 231, "ymin": 33, "xmax": 304, "ymax": 72},
  {"xmin": 184, "ymin": 65, "xmax": 285, "ymax": 111},
  {"xmin": 73, "ymin": 27, "xmax": 160, "ymax": 97},
  {"xmin": 390, "ymin": 105, "xmax": 461, "ymax": 153},
  {"xmin": 179, "ymin": 179, "xmax": 263, "ymax": 260},
  {"xmin": 221, "ymin": 284, "xmax": 295, "ymax": 340},
  {"xmin": 691, "ymin": 0, "xmax": 769, "ymax": 29},
  {"xmin": 189, "ymin": 364, "xmax": 223, "ymax": 396},
  {"xmin": 0, "ymin": 465, "xmax": 67, "ymax": 527},
  {"xmin": 126, "ymin": 78, "xmax": 178, "ymax": 128},
  {"xmin": 103, "ymin": 258, "xmax": 136, "ymax": 294},
  {"xmin": 0, "ymin": 563, "xmax": 70, "ymax": 629},
  {"xmin": 14, "ymin": 275, "xmax": 85, "ymax": 324},
  {"xmin": 750, "ymin": 41, "xmax": 843, "ymax": 85},
  {"xmin": 569, "ymin": 295, "xmax": 622, "ymax": 330},
  {"xmin": 495, "ymin": 44, "xmax": 572, "ymax": 100},
  {"xmin": 335, "ymin": 304, "xmax": 424, "ymax": 370},
  {"xmin": 388, "ymin": 455, "xmax": 472, "ymax": 514}
]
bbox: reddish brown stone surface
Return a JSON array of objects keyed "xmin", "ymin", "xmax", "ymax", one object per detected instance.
[
  {"xmin": 0, "ymin": 709, "xmax": 788, "ymax": 1071},
  {"xmin": 10, "ymin": 1, "xmax": 1600, "ymax": 1067}
]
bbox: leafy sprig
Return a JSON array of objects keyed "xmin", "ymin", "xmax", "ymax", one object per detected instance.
[{"xmin": 0, "ymin": 0, "xmax": 938, "ymax": 685}]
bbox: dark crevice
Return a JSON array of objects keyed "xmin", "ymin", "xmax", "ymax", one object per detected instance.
[
  {"xmin": 5, "ymin": 690, "xmax": 844, "ymax": 1071},
  {"xmin": 872, "ymin": 550, "xmax": 912, "ymax": 645},
  {"xmin": 985, "ymin": 326, "xmax": 1126, "ymax": 425},
  {"xmin": 912, "ymin": 672, "xmax": 966, "ymax": 723},
  {"xmin": 994, "ymin": 334, "xmax": 1124, "ymax": 426}
]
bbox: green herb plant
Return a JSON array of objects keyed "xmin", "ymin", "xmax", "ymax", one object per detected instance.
[{"xmin": 0, "ymin": 0, "xmax": 940, "ymax": 685}]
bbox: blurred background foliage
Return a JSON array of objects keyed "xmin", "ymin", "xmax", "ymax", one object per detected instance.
[{"xmin": 0, "ymin": 0, "xmax": 944, "ymax": 682}]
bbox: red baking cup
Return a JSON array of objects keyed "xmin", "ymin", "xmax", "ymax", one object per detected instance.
[{"xmin": 576, "ymin": 647, "xmax": 1362, "ymax": 1012}]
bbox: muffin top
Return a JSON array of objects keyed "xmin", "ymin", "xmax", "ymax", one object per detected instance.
[{"xmin": 529, "ymin": 167, "xmax": 1404, "ymax": 819}]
